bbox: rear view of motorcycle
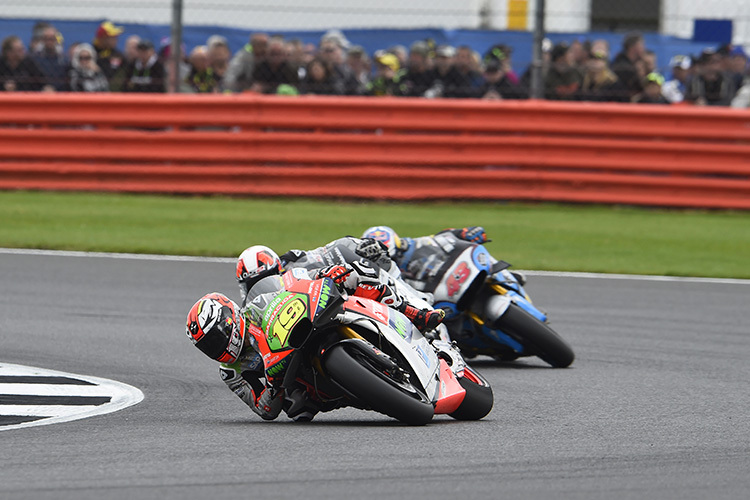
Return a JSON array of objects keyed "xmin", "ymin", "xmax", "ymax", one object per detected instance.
[
  {"xmin": 400, "ymin": 233, "xmax": 575, "ymax": 368},
  {"xmin": 244, "ymin": 269, "xmax": 493, "ymax": 425}
]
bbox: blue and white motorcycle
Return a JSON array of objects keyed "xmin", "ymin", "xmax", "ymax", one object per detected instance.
[{"xmin": 396, "ymin": 233, "xmax": 575, "ymax": 368}]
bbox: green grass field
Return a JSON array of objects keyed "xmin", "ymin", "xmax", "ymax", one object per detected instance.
[{"xmin": 1, "ymin": 190, "xmax": 748, "ymax": 279}]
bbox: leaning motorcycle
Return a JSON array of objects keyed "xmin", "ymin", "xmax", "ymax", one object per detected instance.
[
  {"xmin": 243, "ymin": 269, "xmax": 493, "ymax": 425},
  {"xmin": 401, "ymin": 234, "xmax": 575, "ymax": 368}
]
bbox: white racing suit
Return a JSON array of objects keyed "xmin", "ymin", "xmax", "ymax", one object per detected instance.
[{"xmin": 281, "ymin": 237, "xmax": 446, "ymax": 336}]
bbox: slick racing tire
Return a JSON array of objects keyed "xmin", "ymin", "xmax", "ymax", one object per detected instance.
[
  {"xmin": 495, "ymin": 303, "xmax": 575, "ymax": 368},
  {"xmin": 324, "ymin": 344, "xmax": 434, "ymax": 426},
  {"xmin": 449, "ymin": 367, "xmax": 493, "ymax": 421}
]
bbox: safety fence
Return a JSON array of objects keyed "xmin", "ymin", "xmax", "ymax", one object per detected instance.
[{"xmin": 1, "ymin": 93, "xmax": 749, "ymax": 209}]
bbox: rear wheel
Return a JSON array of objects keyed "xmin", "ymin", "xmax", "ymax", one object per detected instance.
[
  {"xmin": 449, "ymin": 367, "xmax": 493, "ymax": 421},
  {"xmin": 324, "ymin": 343, "xmax": 434, "ymax": 425},
  {"xmin": 493, "ymin": 303, "xmax": 575, "ymax": 368}
]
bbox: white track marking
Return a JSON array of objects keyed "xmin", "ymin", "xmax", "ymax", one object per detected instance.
[
  {"xmin": 1, "ymin": 247, "xmax": 748, "ymax": 285},
  {"xmin": 0, "ymin": 363, "xmax": 144, "ymax": 432}
]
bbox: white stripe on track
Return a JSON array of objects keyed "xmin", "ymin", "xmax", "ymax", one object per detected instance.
[
  {"xmin": 0, "ymin": 405, "xmax": 102, "ymax": 417},
  {"xmin": 0, "ymin": 384, "xmax": 115, "ymax": 397},
  {"xmin": 0, "ymin": 363, "xmax": 144, "ymax": 432},
  {"xmin": 2, "ymin": 247, "xmax": 748, "ymax": 285}
]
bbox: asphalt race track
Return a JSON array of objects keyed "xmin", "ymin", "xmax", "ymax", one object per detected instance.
[{"xmin": 1, "ymin": 250, "xmax": 749, "ymax": 500}]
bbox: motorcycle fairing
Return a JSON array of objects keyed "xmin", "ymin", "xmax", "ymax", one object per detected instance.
[
  {"xmin": 340, "ymin": 298, "xmax": 441, "ymax": 400},
  {"xmin": 433, "ymin": 359, "xmax": 466, "ymax": 414}
]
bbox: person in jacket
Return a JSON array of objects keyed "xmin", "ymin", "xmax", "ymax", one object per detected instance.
[
  {"xmin": 122, "ymin": 39, "xmax": 166, "ymax": 92},
  {"xmin": 68, "ymin": 43, "xmax": 109, "ymax": 92},
  {"xmin": 30, "ymin": 25, "xmax": 68, "ymax": 91},
  {"xmin": 92, "ymin": 21, "xmax": 125, "ymax": 83},
  {"xmin": 0, "ymin": 35, "xmax": 46, "ymax": 91}
]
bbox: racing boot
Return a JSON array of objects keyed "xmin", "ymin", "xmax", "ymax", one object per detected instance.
[{"xmin": 399, "ymin": 303, "xmax": 446, "ymax": 334}]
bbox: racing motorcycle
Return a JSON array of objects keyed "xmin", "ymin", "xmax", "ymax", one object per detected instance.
[
  {"xmin": 243, "ymin": 269, "xmax": 493, "ymax": 425},
  {"xmin": 401, "ymin": 233, "xmax": 575, "ymax": 368}
]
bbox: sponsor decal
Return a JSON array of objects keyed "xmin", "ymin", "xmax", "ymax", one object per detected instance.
[
  {"xmin": 415, "ymin": 345, "xmax": 431, "ymax": 368},
  {"xmin": 389, "ymin": 313, "xmax": 411, "ymax": 340},
  {"xmin": 315, "ymin": 279, "xmax": 332, "ymax": 315},
  {"xmin": 267, "ymin": 297, "xmax": 307, "ymax": 351},
  {"xmin": 263, "ymin": 293, "xmax": 293, "ymax": 326},
  {"xmin": 445, "ymin": 261, "xmax": 471, "ymax": 297},
  {"xmin": 472, "ymin": 246, "xmax": 491, "ymax": 270}
]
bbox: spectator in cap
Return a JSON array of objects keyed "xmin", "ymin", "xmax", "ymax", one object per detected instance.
[
  {"xmin": 632, "ymin": 72, "xmax": 669, "ymax": 104},
  {"xmin": 610, "ymin": 32, "xmax": 646, "ymax": 99},
  {"xmin": 397, "ymin": 40, "xmax": 436, "ymax": 97},
  {"xmin": 93, "ymin": 21, "xmax": 125, "ymax": 83},
  {"xmin": 345, "ymin": 45, "xmax": 371, "ymax": 95},
  {"xmin": 544, "ymin": 42, "xmax": 582, "ymax": 100},
  {"xmin": 662, "ymin": 55, "xmax": 692, "ymax": 103},
  {"xmin": 424, "ymin": 45, "xmax": 458, "ymax": 98},
  {"xmin": 367, "ymin": 51, "xmax": 401, "ymax": 96},
  {"xmin": 68, "ymin": 43, "xmax": 109, "ymax": 92},
  {"xmin": 29, "ymin": 25, "xmax": 68, "ymax": 91},
  {"xmin": 478, "ymin": 46, "xmax": 523, "ymax": 100},
  {"xmin": 225, "ymin": 32, "xmax": 268, "ymax": 93},
  {"xmin": 685, "ymin": 49, "xmax": 736, "ymax": 106},
  {"xmin": 0, "ymin": 35, "xmax": 46, "ymax": 91},
  {"xmin": 318, "ymin": 37, "xmax": 358, "ymax": 95},
  {"xmin": 250, "ymin": 37, "xmax": 299, "ymax": 94},
  {"xmin": 321, "ymin": 29, "xmax": 350, "ymax": 51},
  {"xmin": 493, "ymin": 43, "xmax": 520, "ymax": 85},
  {"xmin": 444, "ymin": 45, "xmax": 484, "ymax": 98},
  {"xmin": 122, "ymin": 39, "xmax": 166, "ymax": 92}
]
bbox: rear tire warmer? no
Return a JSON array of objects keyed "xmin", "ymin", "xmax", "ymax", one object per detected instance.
[
  {"xmin": 323, "ymin": 343, "xmax": 435, "ymax": 426},
  {"xmin": 494, "ymin": 302, "xmax": 575, "ymax": 368}
]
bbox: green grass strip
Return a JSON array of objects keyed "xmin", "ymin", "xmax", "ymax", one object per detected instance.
[{"xmin": 1, "ymin": 190, "xmax": 748, "ymax": 279}]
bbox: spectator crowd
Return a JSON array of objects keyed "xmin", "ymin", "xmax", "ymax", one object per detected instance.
[{"xmin": 2, "ymin": 21, "xmax": 750, "ymax": 107}]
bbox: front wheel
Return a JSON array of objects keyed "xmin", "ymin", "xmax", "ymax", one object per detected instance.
[
  {"xmin": 449, "ymin": 367, "xmax": 493, "ymax": 421},
  {"xmin": 493, "ymin": 303, "xmax": 575, "ymax": 368},
  {"xmin": 324, "ymin": 343, "xmax": 435, "ymax": 425}
]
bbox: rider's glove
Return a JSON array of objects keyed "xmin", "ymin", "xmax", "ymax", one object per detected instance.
[
  {"xmin": 355, "ymin": 238, "xmax": 389, "ymax": 260},
  {"xmin": 459, "ymin": 226, "xmax": 489, "ymax": 244},
  {"xmin": 317, "ymin": 264, "xmax": 353, "ymax": 284}
]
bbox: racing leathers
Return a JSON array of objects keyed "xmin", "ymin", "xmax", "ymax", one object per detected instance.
[
  {"xmin": 218, "ymin": 330, "xmax": 284, "ymax": 421},
  {"xmin": 279, "ymin": 236, "xmax": 445, "ymax": 333}
]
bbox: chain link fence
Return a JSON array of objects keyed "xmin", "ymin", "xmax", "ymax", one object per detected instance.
[{"xmin": 1, "ymin": 0, "xmax": 749, "ymax": 106}]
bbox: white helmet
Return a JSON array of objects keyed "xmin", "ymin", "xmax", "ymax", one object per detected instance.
[
  {"xmin": 361, "ymin": 226, "xmax": 402, "ymax": 258},
  {"xmin": 236, "ymin": 245, "xmax": 283, "ymax": 299}
]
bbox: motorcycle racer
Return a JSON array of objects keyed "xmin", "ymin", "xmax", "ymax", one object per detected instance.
[
  {"xmin": 187, "ymin": 273, "xmax": 346, "ymax": 423},
  {"xmin": 237, "ymin": 241, "xmax": 445, "ymax": 334},
  {"xmin": 186, "ymin": 291, "xmax": 286, "ymax": 421},
  {"xmin": 361, "ymin": 225, "xmax": 526, "ymax": 286}
]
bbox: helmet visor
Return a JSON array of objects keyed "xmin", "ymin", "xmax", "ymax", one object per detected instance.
[{"xmin": 195, "ymin": 306, "xmax": 242, "ymax": 361}]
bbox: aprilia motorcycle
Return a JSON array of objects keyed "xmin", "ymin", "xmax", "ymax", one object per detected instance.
[
  {"xmin": 244, "ymin": 269, "xmax": 493, "ymax": 425},
  {"xmin": 401, "ymin": 233, "xmax": 575, "ymax": 368}
]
